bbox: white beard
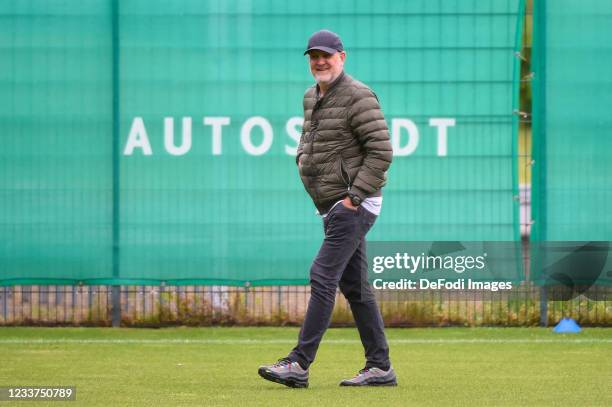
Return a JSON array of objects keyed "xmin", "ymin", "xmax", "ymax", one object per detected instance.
[
  {"xmin": 314, "ymin": 72, "xmax": 333, "ymax": 84},
  {"xmin": 313, "ymin": 63, "xmax": 343, "ymax": 85}
]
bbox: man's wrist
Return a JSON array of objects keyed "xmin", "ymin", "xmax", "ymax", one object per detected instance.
[{"xmin": 348, "ymin": 192, "xmax": 362, "ymax": 207}]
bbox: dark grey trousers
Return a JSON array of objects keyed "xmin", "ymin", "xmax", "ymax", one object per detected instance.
[{"xmin": 288, "ymin": 203, "xmax": 390, "ymax": 370}]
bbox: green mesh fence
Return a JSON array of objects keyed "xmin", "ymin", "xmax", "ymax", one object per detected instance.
[
  {"xmin": 1, "ymin": 0, "xmax": 523, "ymax": 286},
  {"xmin": 531, "ymin": 0, "xmax": 612, "ymax": 285}
]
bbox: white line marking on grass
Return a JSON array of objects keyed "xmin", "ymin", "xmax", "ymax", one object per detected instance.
[{"xmin": 0, "ymin": 338, "xmax": 610, "ymax": 345}]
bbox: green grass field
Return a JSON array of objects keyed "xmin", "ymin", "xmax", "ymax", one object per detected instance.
[{"xmin": 1, "ymin": 327, "xmax": 611, "ymax": 406}]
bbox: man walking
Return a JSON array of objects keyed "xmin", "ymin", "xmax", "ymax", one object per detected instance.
[{"xmin": 258, "ymin": 30, "xmax": 395, "ymax": 388}]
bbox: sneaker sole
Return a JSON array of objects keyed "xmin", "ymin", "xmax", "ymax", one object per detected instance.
[
  {"xmin": 340, "ymin": 380, "xmax": 397, "ymax": 387},
  {"xmin": 258, "ymin": 367, "xmax": 309, "ymax": 388}
]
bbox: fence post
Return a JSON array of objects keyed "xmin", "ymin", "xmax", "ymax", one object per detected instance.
[
  {"xmin": 244, "ymin": 282, "xmax": 251, "ymax": 316},
  {"xmin": 159, "ymin": 283, "xmax": 165, "ymax": 323},
  {"xmin": 112, "ymin": 286, "xmax": 121, "ymax": 327},
  {"xmin": 1, "ymin": 286, "xmax": 7, "ymax": 322},
  {"xmin": 110, "ymin": 0, "xmax": 121, "ymax": 329},
  {"xmin": 539, "ymin": 286, "xmax": 548, "ymax": 326}
]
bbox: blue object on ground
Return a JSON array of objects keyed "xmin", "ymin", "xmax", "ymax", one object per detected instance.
[{"xmin": 553, "ymin": 318, "xmax": 582, "ymax": 333}]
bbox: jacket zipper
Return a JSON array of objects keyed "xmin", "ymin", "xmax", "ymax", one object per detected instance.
[{"xmin": 340, "ymin": 157, "xmax": 351, "ymax": 190}]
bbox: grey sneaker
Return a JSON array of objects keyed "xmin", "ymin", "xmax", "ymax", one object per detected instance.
[
  {"xmin": 339, "ymin": 366, "xmax": 397, "ymax": 386},
  {"xmin": 258, "ymin": 358, "xmax": 309, "ymax": 388}
]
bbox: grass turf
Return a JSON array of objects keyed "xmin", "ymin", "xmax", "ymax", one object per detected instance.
[{"xmin": 0, "ymin": 327, "xmax": 611, "ymax": 406}]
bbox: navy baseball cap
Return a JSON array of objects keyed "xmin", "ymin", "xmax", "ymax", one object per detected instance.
[{"xmin": 304, "ymin": 30, "xmax": 344, "ymax": 55}]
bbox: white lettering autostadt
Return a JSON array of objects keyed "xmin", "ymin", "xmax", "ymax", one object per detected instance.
[{"xmin": 123, "ymin": 116, "xmax": 456, "ymax": 156}]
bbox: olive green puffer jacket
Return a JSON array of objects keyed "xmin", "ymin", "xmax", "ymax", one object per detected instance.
[{"xmin": 296, "ymin": 72, "xmax": 393, "ymax": 213}]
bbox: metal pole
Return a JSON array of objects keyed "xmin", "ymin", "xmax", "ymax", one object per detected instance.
[
  {"xmin": 110, "ymin": 0, "xmax": 121, "ymax": 327},
  {"xmin": 159, "ymin": 284, "xmax": 165, "ymax": 323},
  {"xmin": 112, "ymin": 286, "xmax": 121, "ymax": 327},
  {"xmin": 539, "ymin": 286, "xmax": 548, "ymax": 326},
  {"xmin": 1, "ymin": 286, "xmax": 7, "ymax": 322}
]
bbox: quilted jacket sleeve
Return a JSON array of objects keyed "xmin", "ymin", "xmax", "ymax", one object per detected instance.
[{"xmin": 347, "ymin": 87, "xmax": 393, "ymax": 200}]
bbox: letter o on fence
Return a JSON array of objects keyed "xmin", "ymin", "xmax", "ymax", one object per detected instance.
[{"xmin": 241, "ymin": 116, "xmax": 273, "ymax": 155}]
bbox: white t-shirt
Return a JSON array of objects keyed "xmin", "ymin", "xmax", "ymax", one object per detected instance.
[{"xmin": 319, "ymin": 196, "xmax": 382, "ymax": 218}]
